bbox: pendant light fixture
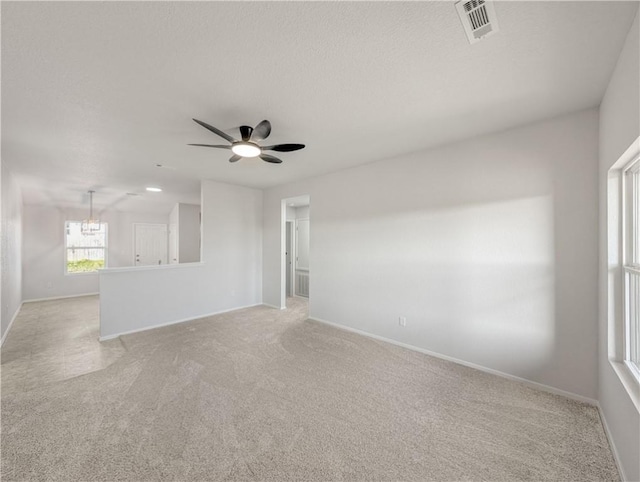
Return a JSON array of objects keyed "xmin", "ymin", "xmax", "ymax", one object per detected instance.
[{"xmin": 81, "ymin": 190, "xmax": 101, "ymax": 235}]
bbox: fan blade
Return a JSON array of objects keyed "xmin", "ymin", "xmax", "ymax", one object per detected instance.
[
  {"xmin": 260, "ymin": 153, "xmax": 283, "ymax": 164},
  {"xmin": 262, "ymin": 143, "xmax": 305, "ymax": 152},
  {"xmin": 188, "ymin": 144, "xmax": 231, "ymax": 149},
  {"xmin": 239, "ymin": 125, "xmax": 253, "ymax": 142},
  {"xmin": 229, "ymin": 154, "xmax": 242, "ymax": 163},
  {"xmin": 252, "ymin": 120, "xmax": 271, "ymax": 141},
  {"xmin": 192, "ymin": 119, "xmax": 237, "ymax": 143}
]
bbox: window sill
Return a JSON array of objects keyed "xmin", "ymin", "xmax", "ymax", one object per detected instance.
[{"xmin": 609, "ymin": 359, "xmax": 640, "ymax": 413}]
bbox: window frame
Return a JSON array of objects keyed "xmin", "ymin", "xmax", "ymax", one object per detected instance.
[
  {"xmin": 64, "ymin": 220, "xmax": 109, "ymax": 275},
  {"xmin": 622, "ymin": 154, "xmax": 640, "ymax": 381}
]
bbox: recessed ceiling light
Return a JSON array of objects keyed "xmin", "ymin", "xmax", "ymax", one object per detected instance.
[{"xmin": 146, "ymin": 187, "xmax": 162, "ymax": 192}]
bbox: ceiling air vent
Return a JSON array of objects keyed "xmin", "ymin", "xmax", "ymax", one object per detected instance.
[{"xmin": 455, "ymin": 0, "xmax": 500, "ymax": 45}]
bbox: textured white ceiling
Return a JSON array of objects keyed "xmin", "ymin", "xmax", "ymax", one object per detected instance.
[{"xmin": 2, "ymin": 1, "xmax": 637, "ymax": 213}]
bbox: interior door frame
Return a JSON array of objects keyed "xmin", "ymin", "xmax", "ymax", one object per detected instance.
[{"xmin": 280, "ymin": 196, "xmax": 310, "ymax": 309}]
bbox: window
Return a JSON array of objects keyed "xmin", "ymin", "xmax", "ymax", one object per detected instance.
[
  {"xmin": 623, "ymin": 155, "xmax": 640, "ymax": 380},
  {"xmin": 65, "ymin": 221, "xmax": 108, "ymax": 273}
]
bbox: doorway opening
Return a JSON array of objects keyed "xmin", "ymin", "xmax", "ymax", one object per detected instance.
[{"xmin": 281, "ymin": 195, "xmax": 310, "ymax": 310}]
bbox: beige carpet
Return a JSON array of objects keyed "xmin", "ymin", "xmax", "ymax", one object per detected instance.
[{"xmin": 1, "ymin": 296, "xmax": 619, "ymax": 481}]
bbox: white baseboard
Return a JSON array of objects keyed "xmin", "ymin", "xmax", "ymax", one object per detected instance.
[
  {"xmin": 99, "ymin": 303, "xmax": 263, "ymax": 341},
  {"xmin": 262, "ymin": 303, "xmax": 285, "ymax": 310},
  {"xmin": 597, "ymin": 404, "xmax": 627, "ymax": 481},
  {"xmin": 308, "ymin": 316, "xmax": 598, "ymax": 406},
  {"xmin": 1, "ymin": 302, "xmax": 24, "ymax": 347},
  {"xmin": 23, "ymin": 292, "xmax": 99, "ymax": 303}
]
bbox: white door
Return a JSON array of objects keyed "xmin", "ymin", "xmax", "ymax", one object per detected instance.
[
  {"xmin": 295, "ymin": 218, "xmax": 310, "ymax": 297},
  {"xmin": 134, "ymin": 224, "xmax": 168, "ymax": 266},
  {"xmin": 169, "ymin": 223, "xmax": 178, "ymax": 264},
  {"xmin": 169, "ymin": 204, "xmax": 179, "ymax": 264},
  {"xmin": 296, "ymin": 219, "xmax": 310, "ymax": 270},
  {"xmin": 286, "ymin": 221, "xmax": 293, "ymax": 296}
]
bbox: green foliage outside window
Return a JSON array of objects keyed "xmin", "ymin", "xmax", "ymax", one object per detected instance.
[{"xmin": 66, "ymin": 259, "xmax": 105, "ymax": 273}]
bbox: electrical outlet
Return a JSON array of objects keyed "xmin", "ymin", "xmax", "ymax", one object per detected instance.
[
  {"xmin": 399, "ymin": 316, "xmax": 407, "ymax": 327},
  {"xmin": 46, "ymin": 281, "xmax": 53, "ymax": 290}
]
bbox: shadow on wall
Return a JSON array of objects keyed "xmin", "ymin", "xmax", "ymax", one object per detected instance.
[
  {"xmin": 294, "ymin": 111, "xmax": 599, "ymax": 398},
  {"xmin": 314, "ymin": 194, "xmax": 556, "ymax": 378}
]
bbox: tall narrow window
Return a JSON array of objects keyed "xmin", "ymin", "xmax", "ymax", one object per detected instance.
[
  {"xmin": 65, "ymin": 221, "xmax": 108, "ymax": 273},
  {"xmin": 624, "ymin": 155, "xmax": 640, "ymax": 380}
]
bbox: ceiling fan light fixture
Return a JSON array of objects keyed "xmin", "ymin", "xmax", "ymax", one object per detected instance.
[
  {"xmin": 190, "ymin": 118, "xmax": 304, "ymax": 164},
  {"xmin": 231, "ymin": 142, "xmax": 261, "ymax": 158}
]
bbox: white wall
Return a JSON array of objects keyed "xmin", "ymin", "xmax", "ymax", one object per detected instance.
[
  {"xmin": 22, "ymin": 205, "xmax": 169, "ymax": 300},
  {"xmin": 598, "ymin": 10, "xmax": 640, "ymax": 482},
  {"xmin": 177, "ymin": 203, "xmax": 201, "ymax": 263},
  {"xmin": 295, "ymin": 206, "xmax": 309, "ymax": 219},
  {"xmin": 1, "ymin": 163, "xmax": 23, "ymax": 342},
  {"xmin": 100, "ymin": 180, "xmax": 262, "ymax": 339},
  {"xmin": 286, "ymin": 205, "xmax": 309, "ymax": 221},
  {"xmin": 264, "ymin": 108, "xmax": 599, "ymax": 400}
]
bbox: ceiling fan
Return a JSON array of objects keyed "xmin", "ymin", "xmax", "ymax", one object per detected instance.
[{"xmin": 189, "ymin": 119, "xmax": 305, "ymax": 164}]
